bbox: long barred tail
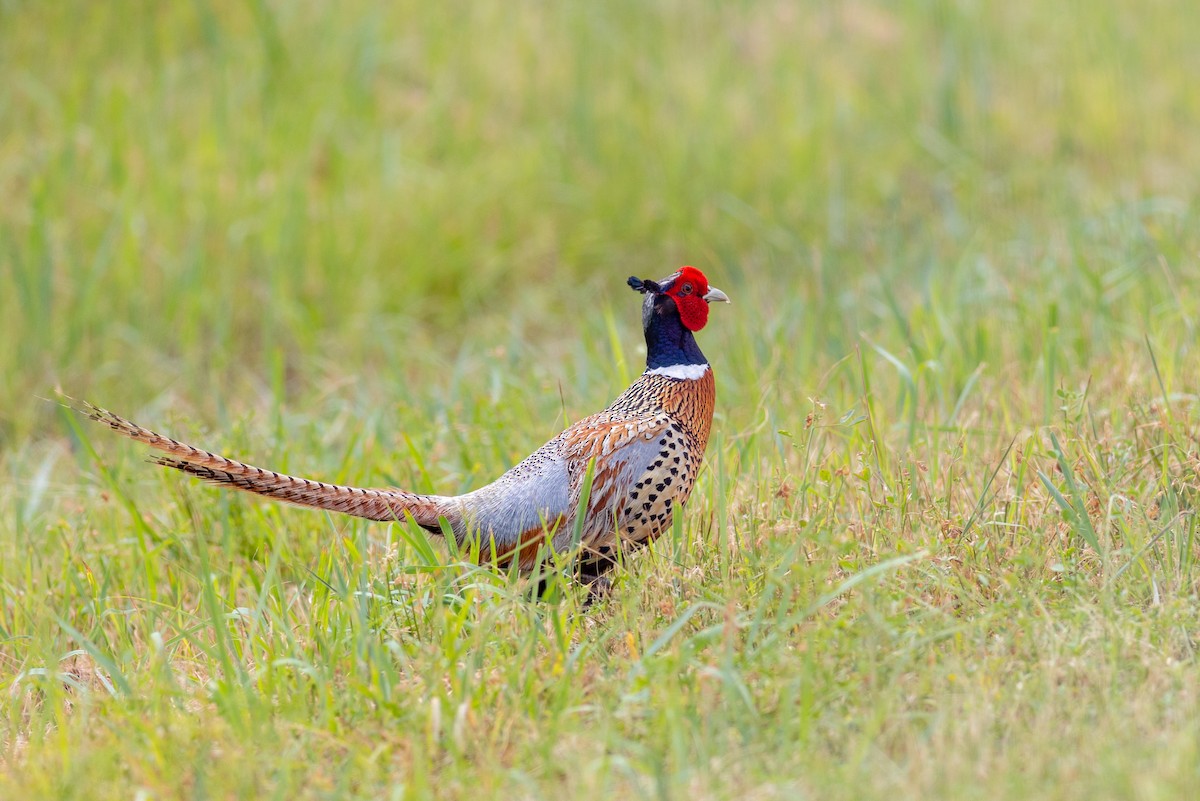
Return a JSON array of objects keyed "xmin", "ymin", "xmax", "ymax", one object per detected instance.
[{"xmin": 67, "ymin": 397, "xmax": 450, "ymax": 529}]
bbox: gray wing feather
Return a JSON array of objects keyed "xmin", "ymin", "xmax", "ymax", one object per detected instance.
[
  {"xmin": 445, "ymin": 442, "xmax": 571, "ymax": 547},
  {"xmin": 576, "ymin": 432, "xmax": 671, "ymax": 543}
]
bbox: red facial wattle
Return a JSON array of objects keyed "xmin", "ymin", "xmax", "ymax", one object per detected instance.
[
  {"xmin": 675, "ymin": 295, "xmax": 709, "ymax": 331},
  {"xmin": 668, "ymin": 266, "xmax": 712, "ymax": 332}
]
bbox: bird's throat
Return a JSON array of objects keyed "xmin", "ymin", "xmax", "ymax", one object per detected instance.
[{"xmin": 644, "ymin": 305, "xmax": 708, "ymax": 372}]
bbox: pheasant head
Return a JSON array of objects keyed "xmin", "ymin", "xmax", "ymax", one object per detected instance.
[{"xmin": 627, "ymin": 266, "xmax": 730, "ymax": 372}]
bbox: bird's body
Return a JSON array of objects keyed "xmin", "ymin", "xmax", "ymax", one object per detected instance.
[{"xmin": 77, "ymin": 267, "xmax": 729, "ymax": 587}]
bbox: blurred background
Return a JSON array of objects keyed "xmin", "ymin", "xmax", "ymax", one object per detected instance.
[
  {"xmin": 3, "ymin": 0, "xmax": 1199, "ymax": 454},
  {"xmin": 6, "ymin": 5, "xmax": 1200, "ymax": 795}
]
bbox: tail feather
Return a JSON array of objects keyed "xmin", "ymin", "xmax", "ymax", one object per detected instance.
[{"xmin": 68, "ymin": 397, "xmax": 449, "ymax": 528}]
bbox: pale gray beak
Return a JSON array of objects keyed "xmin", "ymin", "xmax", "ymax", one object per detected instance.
[{"xmin": 703, "ymin": 286, "xmax": 730, "ymax": 304}]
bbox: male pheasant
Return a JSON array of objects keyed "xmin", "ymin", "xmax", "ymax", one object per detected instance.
[{"xmin": 75, "ymin": 266, "xmax": 729, "ymax": 588}]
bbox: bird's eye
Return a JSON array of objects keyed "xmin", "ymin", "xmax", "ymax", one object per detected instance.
[{"xmin": 680, "ymin": 283, "xmax": 693, "ymax": 295}]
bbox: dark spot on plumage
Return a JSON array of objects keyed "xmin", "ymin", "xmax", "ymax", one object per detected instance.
[
  {"xmin": 648, "ymin": 493, "xmax": 658, "ymax": 502},
  {"xmin": 659, "ymin": 450, "xmax": 669, "ymax": 458},
  {"xmin": 654, "ymin": 460, "xmax": 663, "ymax": 468},
  {"xmin": 630, "ymin": 491, "xmax": 639, "ymax": 499},
  {"xmin": 642, "ymin": 502, "xmax": 651, "ymax": 511},
  {"xmin": 663, "ymin": 477, "xmax": 672, "ymax": 487},
  {"xmin": 670, "ymin": 467, "xmax": 679, "ymax": 476},
  {"xmin": 655, "ymin": 483, "xmax": 665, "ymax": 492},
  {"xmin": 626, "ymin": 526, "xmax": 635, "ymax": 534},
  {"xmin": 658, "ymin": 438, "xmax": 667, "ymax": 446},
  {"xmin": 673, "ymin": 457, "xmax": 681, "ymax": 464}
]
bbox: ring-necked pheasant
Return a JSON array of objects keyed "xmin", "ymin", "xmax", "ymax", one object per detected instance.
[{"xmin": 72, "ymin": 266, "xmax": 729, "ymax": 589}]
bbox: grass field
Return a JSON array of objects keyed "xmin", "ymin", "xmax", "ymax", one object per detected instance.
[{"xmin": 4, "ymin": 1, "xmax": 1200, "ymax": 798}]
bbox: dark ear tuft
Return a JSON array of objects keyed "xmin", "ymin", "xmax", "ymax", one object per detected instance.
[{"xmin": 628, "ymin": 276, "xmax": 661, "ymax": 294}]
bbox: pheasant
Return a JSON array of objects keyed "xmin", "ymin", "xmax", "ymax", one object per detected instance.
[{"xmin": 73, "ymin": 266, "xmax": 730, "ymax": 589}]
